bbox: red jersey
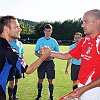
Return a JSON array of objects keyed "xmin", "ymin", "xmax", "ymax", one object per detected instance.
[{"xmin": 69, "ymin": 34, "xmax": 100, "ymax": 85}]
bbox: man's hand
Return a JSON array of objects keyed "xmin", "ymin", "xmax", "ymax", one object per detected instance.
[
  {"xmin": 67, "ymin": 86, "xmax": 86, "ymax": 98},
  {"xmin": 40, "ymin": 46, "xmax": 51, "ymax": 59},
  {"xmin": 65, "ymin": 68, "xmax": 68, "ymax": 74},
  {"xmin": 40, "ymin": 46, "xmax": 51, "ymax": 55}
]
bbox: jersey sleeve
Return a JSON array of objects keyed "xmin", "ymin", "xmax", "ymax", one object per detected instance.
[
  {"xmin": 52, "ymin": 39, "xmax": 60, "ymax": 52},
  {"xmin": 54, "ymin": 41, "xmax": 60, "ymax": 52}
]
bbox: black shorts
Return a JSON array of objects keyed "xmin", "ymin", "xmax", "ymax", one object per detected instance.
[
  {"xmin": 8, "ymin": 67, "xmax": 22, "ymax": 81},
  {"xmin": 37, "ymin": 60, "xmax": 55, "ymax": 79},
  {"xmin": 0, "ymin": 85, "xmax": 6, "ymax": 100},
  {"xmin": 71, "ymin": 64, "xmax": 80, "ymax": 81}
]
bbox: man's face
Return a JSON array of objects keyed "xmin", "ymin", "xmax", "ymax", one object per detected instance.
[
  {"xmin": 8, "ymin": 19, "xmax": 22, "ymax": 40},
  {"xmin": 81, "ymin": 13, "xmax": 97, "ymax": 35},
  {"xmin": 44, "ymin": 28, "xmax": 52, "ymax": 38},
  {"xmin": 74, "ymin": 34, "xmax": 82, "ymax": 44}
]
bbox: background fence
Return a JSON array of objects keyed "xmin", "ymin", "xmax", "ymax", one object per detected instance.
[{"xmin": 19, "ymin": 39, "xmax": 73, "ymax": 45}]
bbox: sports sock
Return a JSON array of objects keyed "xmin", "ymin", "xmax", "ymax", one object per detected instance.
[
  {"xmin": 8, "ymin": 87, "xmax": 13, "ymax": 99},
  {"xmin": 49, "ymin": 84, "xmax": 54, "ymax": 97},
  {"xmin": 37, "ymin": 83, "xmax": 42, "ymax": 96},
  {"xmin": 13, "ymin": 85, "xmax": 17, "ymax": 97},
  {"xmin": 73, "ymin": 85, "xmax": 78, "ymax": 90}
]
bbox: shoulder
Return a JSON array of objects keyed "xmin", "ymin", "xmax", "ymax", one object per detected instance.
[
  {"xmin": 69, "ymin": 44, "xmax": 75, "ymax": 50},
  {"xmin": 50, "ymin": 37, "xmax": 57, "ymax": 42},
  {"xmin": 97, "ymin": 34, "xmax": 100, "ymax": 39},
  {"xmin": 81, "ymin": 36, "xmax": 90, "ymax": 44},
  {"xmin": 71, "ymin": 43, "xmax": 76, "ymax": 46},
  {"xmin": 37, "ymin": 37, "xmax": 44, "ymax": 41}
]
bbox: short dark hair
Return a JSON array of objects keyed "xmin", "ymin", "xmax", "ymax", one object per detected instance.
[
  {"xmin": 75, "ymin": 32, "xmax": 82, "ymax": 37},
  {"xmin": 0, "ymin": 15, "xmax": 16, "ymax": 34},
  {"xmin": 44, "ymin": 24, "xmax": 53, "ymax": 30}
]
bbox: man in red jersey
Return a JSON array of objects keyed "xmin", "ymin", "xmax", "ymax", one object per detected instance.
[{"xmin": 41, "ymin": 9, "xmax": 100, "ymax": 100}]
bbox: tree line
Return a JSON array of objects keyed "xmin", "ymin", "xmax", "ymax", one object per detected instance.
[{"xmin": 18, "ymin": 18, "xmax": 85, "ymax": 40}]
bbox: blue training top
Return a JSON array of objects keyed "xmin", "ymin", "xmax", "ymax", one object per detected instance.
[
  {"xmin": 69, "ymin": 43, "xmax": 81, "ymax": 65},
  {"xmin": 34, "ymin": 37, "xmax": 59, "ymax": 60},
  {"xmin": 10, "ymin": 40, "xmax": 24, "ymax": 58}
]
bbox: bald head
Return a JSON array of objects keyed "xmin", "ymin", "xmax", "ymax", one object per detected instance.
[
  {"xmin": 81, "ymin": 9, "xmax": 100, "ymax": 37},
  {"xmin": 84, "ymin": 9, "xmax": 100, "ymax": 20}
]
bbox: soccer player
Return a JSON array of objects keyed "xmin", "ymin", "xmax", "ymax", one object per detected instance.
[
  {"xmin": 41, "ymin": 9, "xmax": 100, "ymax": 100},
  {"xmin": 0, "ymin": 15, "xmax": 50, "ymax": 100},
  {"xmin": 65, "ymin": 32, "xmax": 82, "ymax": 90},
  {"xmin": 34, "ymin": 24, "xmax": 59, "ymax": 100}
]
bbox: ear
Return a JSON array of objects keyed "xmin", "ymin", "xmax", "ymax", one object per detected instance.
[
  {"xmin": 97, "ymin": 20, "xmax": 100, "ymax": 26},
  {"xmin": 3, "ymin": 26, "xmax": 9, "ymax": 33}
]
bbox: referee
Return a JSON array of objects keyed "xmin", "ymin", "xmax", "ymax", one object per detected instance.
[{"xmin": 34, "ymin": 24, "xmax": 59, "ymax": 100}]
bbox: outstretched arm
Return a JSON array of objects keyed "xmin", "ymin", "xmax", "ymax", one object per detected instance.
[
  {"xmin": 51, "ymin": 51, "xmax": 72, "ymax": 60},
  {"xmin": 25, "ymin": 47, "xmax": 51, "ymax": 74},
  {"xmin": 40, "ymin": 46, "xmax": 72, "ymax": 60}
]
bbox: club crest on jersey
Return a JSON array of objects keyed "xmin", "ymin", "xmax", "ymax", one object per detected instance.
[
  {"xmin": 86, "ymin": 46, "xmax": 92, "ymax": 54},
  {"xmin": 21, "ymin": 59, "xmax": 26, "ymax": 68}
]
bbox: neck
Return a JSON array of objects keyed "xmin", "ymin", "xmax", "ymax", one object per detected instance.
[
  {"xmin": 45, "ymin": 36, "xmax": 50, "ymax": 40},
  {"xmin": 0, "ymin": 33, "xmax": 11, "ymax": 43},
  {"xmin": 90, "ymin": 32, "xmax": 100, "ymax": 38}
]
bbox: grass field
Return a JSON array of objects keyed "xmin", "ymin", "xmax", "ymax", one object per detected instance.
[{"xmin": 6, "ymin": 44, "xmax": 72, "ymax": 100}]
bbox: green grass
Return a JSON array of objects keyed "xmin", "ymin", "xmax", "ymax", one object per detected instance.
[{"xmin": 6, "ymin": 44, "xmax": 72, "ymax": 100}]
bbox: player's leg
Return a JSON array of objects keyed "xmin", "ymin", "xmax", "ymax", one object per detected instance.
[
  {"xmin": 13, "ymin": 69, "xmax": 22, "ymax": 100},
  {"xmin": 47, "ymin": 61, "xmax": 55, "ymax": 100},
  {"xmin": 36, "ymin": 62, "xmax": 46, "ymax": 100},
  {"xmin": 48, "ymin": 79, "xmax": 54, "ymax": 100},
  {"xmin": 8, "ymin": 67, "xmax": 15, "ymax": 100},
  {"xmin": 71, "ymin": 64, "xmax": 80, "ymax": 90},
  {"xmin": 73, "ymin": 81, "xmax": 78, "ymax": 90},
  {"xmin": 36, "ymin": 79, "xmax": 43, "ymax": 100},
  {"xmin": 8, "ymin": 81, "xmax": 15, "ymax": 100},
  {"xmin": 13, "ymin": 79, "xmax": 18, "ymax": 100}
]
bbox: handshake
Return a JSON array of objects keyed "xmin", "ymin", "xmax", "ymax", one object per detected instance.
[
  {"xmin": 40, "ymin": 46, "xmax": 51, "ymax": 55},
  {"xmin": 40, "ymin": 46, "xmax": 52, "ymax": 61}
]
